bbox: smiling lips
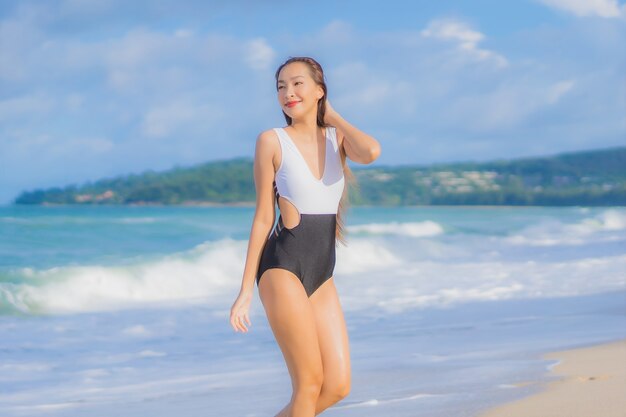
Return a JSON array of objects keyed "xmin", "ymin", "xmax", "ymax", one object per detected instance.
[{"xmin": 286, "ymin": 101, "xmax": 300, "ymax": 108}]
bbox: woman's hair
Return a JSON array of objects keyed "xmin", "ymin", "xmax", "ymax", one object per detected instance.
[{"xmin": 274, "ymin": 56, "xmax": 358, "ymax": 246}]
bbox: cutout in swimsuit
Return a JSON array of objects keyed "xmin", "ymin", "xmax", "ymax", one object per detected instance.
[{"xmin": 256, "ymin": 126, "xmax": 345, "ymax": 297}]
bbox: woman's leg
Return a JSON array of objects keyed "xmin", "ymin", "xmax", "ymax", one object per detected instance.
[
  {"xmin": 258, "ymin": 268, "xmax": 324, "ymax": 417},
  {"xmin": 309, "ymin": 277, "xmax": 352, "ymax": 414}
]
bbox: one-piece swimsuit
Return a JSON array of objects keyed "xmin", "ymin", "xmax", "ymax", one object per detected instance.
[{"xmin": 256, "ymin": 126, "xmax": 345, "ymax": 297}]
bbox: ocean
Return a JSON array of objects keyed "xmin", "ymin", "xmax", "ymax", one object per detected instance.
[{"xmin": 1, "ymin": 204, "xmax": 624, "ymax": 416}]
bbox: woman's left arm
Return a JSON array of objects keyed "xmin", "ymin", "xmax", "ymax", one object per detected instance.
[{"xmin": 324, "ymin": 99, "xmax": 381, "ymax": 164}]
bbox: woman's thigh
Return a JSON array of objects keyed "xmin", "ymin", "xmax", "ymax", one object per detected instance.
[
  {"xmin": 258, "ymin": 268, "xmax": 324, "ymax": 384},
  {"xmin": 309, "ymin": 278, "xmax": 351, "ymax": 388}
]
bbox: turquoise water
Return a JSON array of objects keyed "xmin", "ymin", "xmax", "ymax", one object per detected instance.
[{"xmin": 1, "ymin": 205, "xmax": 625, "ymax": 415}]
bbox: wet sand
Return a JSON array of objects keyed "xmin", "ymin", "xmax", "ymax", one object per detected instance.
[{"xmin": 479, "ymin": 338, "xmax": 626, "ymax": 417}]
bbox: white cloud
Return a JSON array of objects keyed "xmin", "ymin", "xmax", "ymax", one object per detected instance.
[
  {"xmin": 107, "ymin": 68, "xmax": 138, "ymax": 92},
  {"xmin": 105, "ymin": 28, "xmax": 174, "ymax": 69},
  {"xmin": 174, "ymin": 28, "xmax": 193, "ymax": 38},
  {"xmin": 243, "ymin": 38, "xmax": 276, "ymax": 71},
  {"xmin": 0, "ymin": 94, "xmax": 55, "ymax": 121},
  {"xmin": 65, "ymin": 137, "xmax": 114, "ymax": 154},
  {"xmin": 5, "ymin": 133, "xmax": 113, "ymax": 157},
  {"xmin": 421, "ymin": 18, "xmax": 508, "ymax": 68},
  {"xmin": 318, "ymin": 20, "xmax": 355, "ymax": 44},
  {"xmin": 547, "ymin": 79, "xmax": 575, "ymax": 104},
  {"xmin": 140, "ymin": 99, "xmax": 227, "ymax": 139},
  {"xmin": 122, "ymin": 324, "xmax": 151, "ymax": 337},
  {"xmin": 446, "ymin": 79, "xmax": 578, "ymax": 131},
  {"xmin": 422, "ymin": 19, "xmax": 484, "ymax": 45},
  {"xmin": 65, "ymin": 93, "xmax": 85, "ymax": 111},
  {"xmin": 331, "ymin": 61, "xmax": 417, "ymax": 118},
  {"xmin": 141, "ymin": 102, "xmax": 195, "ymax": 138},
  {"xmin": 60, "ymin": 0, "xmax": 116, "ymax": 15},
  {"xmin": 537, "ymin": 0, "xmax": 625, "ymax": 18},
  {"xmin": 0, "ymin": 5, "xmax": 45, "ymax": 82}
]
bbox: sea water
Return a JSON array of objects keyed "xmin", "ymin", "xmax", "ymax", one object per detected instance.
[{"xmin": 0, "ymin": 205, "xmax": 624, "ymax": 416}]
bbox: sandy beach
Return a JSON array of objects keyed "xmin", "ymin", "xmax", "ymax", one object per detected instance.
[{"xmin": 479, "ymin": 338, "xmax": 626, "ymax": 417}]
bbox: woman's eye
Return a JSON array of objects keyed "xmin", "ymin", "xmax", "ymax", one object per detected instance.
[{"xmin": 277, "ymin": 82, "xmax": 301, "ymax": 91}]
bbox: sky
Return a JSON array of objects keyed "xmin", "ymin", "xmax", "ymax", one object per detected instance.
[{"xmin": 0, "ymin": 0, "xmax": 625, "ymax": 205}]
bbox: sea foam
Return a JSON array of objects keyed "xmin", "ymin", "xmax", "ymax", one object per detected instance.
[{"xmin": 1, "ymin": 209, "xmax": 624, "ymax": 316}]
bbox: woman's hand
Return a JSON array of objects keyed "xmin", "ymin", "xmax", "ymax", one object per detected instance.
[{"xmin": 230, "ymin": 289, "xmax": 253, "ymax": 332}]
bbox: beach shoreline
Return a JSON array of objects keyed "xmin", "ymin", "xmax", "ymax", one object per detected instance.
[{"xmin": 477, "ymin": 337, "xmax": 626, "ymax": 417}]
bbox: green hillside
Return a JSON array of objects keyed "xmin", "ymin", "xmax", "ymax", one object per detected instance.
[{"xmin": 13, "ymin": 146, "xmax": 626, "ymax": 206}]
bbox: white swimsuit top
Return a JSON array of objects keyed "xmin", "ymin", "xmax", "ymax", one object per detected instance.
[{"xmin": 273, "ymin": 126, "xmax": 345, "ymax": 215}]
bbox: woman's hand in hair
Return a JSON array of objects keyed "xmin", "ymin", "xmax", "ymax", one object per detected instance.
[{"xmin": 322, "ymin": 98, "xmax": 381, "ymax": 164}]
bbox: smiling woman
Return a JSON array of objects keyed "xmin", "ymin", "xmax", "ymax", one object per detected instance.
[{"xmin": 229, "ymin": 56, "xmax": 381, "ymax": 416}]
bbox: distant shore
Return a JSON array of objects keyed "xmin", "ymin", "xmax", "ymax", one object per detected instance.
[
  {"xmin": 478, "ymin": 338, "xmax": 626, "ymax": 417},
  {"xmin": 31, "ymin": 201, "xmax": 258, "ymax": 207},
  {"xmin": 4, "ymin": 202, "xmax": 611, "ymax": 208},
  {"xmin": 11, "ymin": 147, "xmax": 626, "ymax": 207}
]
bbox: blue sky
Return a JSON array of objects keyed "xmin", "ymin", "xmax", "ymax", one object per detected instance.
[{"xmin": 1, "ymin": 0, "xmax": 625, "ymax": 205}]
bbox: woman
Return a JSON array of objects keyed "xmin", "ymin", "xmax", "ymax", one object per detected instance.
[{"xmin": 229, "ymin": 56, "xmax": 381, "ymax": 416}]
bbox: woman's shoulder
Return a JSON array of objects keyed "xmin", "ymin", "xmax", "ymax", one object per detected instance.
[
  {"xmin": 256, "ymin": 128, "xmax": 279, "ymax": 140},
  {"xmin": 255, "ymin": 129, "xmax": 281, "ymax": 154}
]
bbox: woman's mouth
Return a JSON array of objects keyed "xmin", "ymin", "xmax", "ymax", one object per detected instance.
[{"xmin": 286, "ymin": 101, "xmax": 300, "ymax": 108}]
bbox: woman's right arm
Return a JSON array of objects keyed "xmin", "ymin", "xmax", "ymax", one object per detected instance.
[
  {"xmin": 230, "ymin": 130, "xmax": 277, "ymax": 332},
  {"xmin": 239, "ymin": 130, "xmax": 277, "ymax": 294}
]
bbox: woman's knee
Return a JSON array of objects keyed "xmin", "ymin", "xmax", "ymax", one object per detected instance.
[
  {"xmin": 295, "ymin": 370, "xmax": 324, "ymax": 398},
  {"xmin": 321, "ymin": 376, "xmax": 351, "ymax": 402},
  {"xmin": 336, "ymin": 379, "xmax": 351, "ymax": 399}
]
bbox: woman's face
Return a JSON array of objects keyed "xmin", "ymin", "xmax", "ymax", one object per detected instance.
[{"xmin": 277, "ymin": 62, "xmax": 323, "ymax": 119}]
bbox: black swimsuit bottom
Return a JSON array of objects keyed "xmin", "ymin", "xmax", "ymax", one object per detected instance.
[{"xmin": 256, "ymin": 212, "xmax": 337, "ymax": 298}]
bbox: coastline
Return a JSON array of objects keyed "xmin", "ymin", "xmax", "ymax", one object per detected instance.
[
  {"xmin": 3, "ymin": 202, "xmax": 610, "ymax": 208},
  {"xmin": 478, "ymin": 337, "xmax": 626, "ymax": 417}
]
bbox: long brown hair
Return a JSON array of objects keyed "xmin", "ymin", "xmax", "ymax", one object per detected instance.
[{"xmin": 274, "ymin": 56, "xmax": 358, "ymax": 246}]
